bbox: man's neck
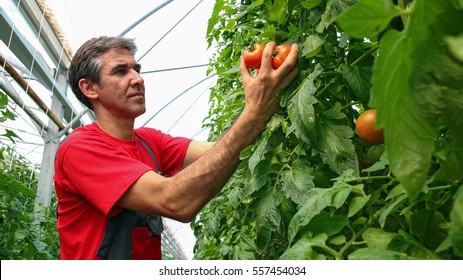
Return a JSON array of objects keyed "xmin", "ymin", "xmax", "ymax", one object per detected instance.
[{"xmin": 95, "ymin": 117, "xmax": 135, "ymax": 140}]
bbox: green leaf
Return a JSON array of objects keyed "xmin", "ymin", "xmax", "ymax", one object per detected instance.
[
  {"xmin": 279, "ymin": 196, "xmax": 297, "ymax": 228},
  {"xmin": 253, "ymin": 184, "xmax": 283, "ymax": 252},
  {"xmin": 316, "ymin": 0, "xmax": 357, "ymax": 33},
  {"xmin": 287, "ymin": 179, "xmax": 353, "ymax": 244},
  {"xmin": 370, "ymin": 30, "xmax": 430, "ymax": 200},
  {"xmin": 378, "ymin": 193, "xmax": 407, "ymax": 228},
  {"xmin": 206, "ymin": 0, "xmax": 224, "ymax": 45},
  {"xmin": 361, "ymin": 227, "xmax": 396, "ymax": 248},
  {"xmin": 434, "ymin": 135, "xmax": 463, "ymax": 184},
  {"xmin": 445, "ymin": 34, "xmax": 463, "ymax": 62},
  {"xmin": 348, "ymin": 194, "xmax": 370, "ymax": 217},
  {"xmin": 410, "ymin": 209, "xmax": 447, "ymax": 250},
  {"xmin": 337, "ymin": 0, "xmax": 402, "ymax": 39},
  {"xmin": 248, "ymin": 160, "xmax": 272, "ymax": 194},
  {"xmin": 301, "ymin": 0, "xmax": 323, "ymax": 10},
  {"xmin": 449, "ymin": 184, "xmax": 463, "ymax": 257},
  {"xmin": 2, "ymin": 108, "xmax": 16, "ymax": 120},
  {"xmin": 318, "ymin": 112, "xmax": 359, "ymax": 176},
  {"xmin": 394, "ymin": 230, "xmax": 440, "ymax": 259},
  {"xmin": 330, "ymin": 235, "xmax": 346, "ymax": 245},
  {"xmin": 14, "ymin": 228, "xmax": 27, "ymax": 241},
  {"xmin": 306, "ymin": 212, "xmax": 348, "ymax": 236},
  {"xmin": 453, "ymin": 0, "xmax": 463, "ymax": 9},
  {"xmin": 279, "ymin": 233, "xmax": 328, "ymax": 260},
  {"xmin": 301, "ymin": 34, "xmax": 327, "ymax": 58},
  {"xmin": 7, "ymin": 182, "xmax": 36, "ymax": 198},
  {"xmin": 288, "ymin": 64, "xmax": 323, "ymax": 144},
  {"xmin": 281, "ymin": 158, "xmax": 314, "ymax": 206},
  {"xmin": 0, "ymin": 91, "xmax": 8, "ymax": 108},
  {"xmin": 239, "ymin": 145, "xmax": 254, "ymax": 161},
  {"xmin": 6, "ymin": 208, "xmax": 22, "ymax": 219},
  {"xmin": 248, "ymin": 136, "xmax": 269, "ymax": 173},
  {"xmin": 348, "ymin": 247, "xmax": 412, "ymax": 260},
  {"xmin": 268, "ymin": 0, "xmax": 287, "ymax": 25},
  {"xmin": 2, "ymin": 129, "xmax": 21, "ymax": 143},
  {"xmin": 234, "ymin": 228, "xmax": 258, "ymax": 260},
  {"xmin": 385, "ymin": 184, "xmax": 405, "ymax": 201},
  {"xmin": 33, "ymin": 240, "xmax": 47, "ymax": 251},
  {"xmin": 342, "ymin": 65, "xmax": 371, "ymax": 105}
]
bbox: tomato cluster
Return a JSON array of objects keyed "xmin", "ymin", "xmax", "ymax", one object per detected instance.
[{"xmin": 243, "ymin": 43, "xmax": 291, "ymax": 70}]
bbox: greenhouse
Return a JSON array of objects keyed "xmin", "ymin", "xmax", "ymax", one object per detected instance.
[
  {"xmin": 1, "ymin": 0, "xmax": 463, "ymax": 264},
  {"xmin": 0, "ymin": 0, "xmax": 215, "ymax": 260}
]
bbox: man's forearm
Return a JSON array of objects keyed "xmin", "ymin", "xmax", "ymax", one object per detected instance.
[{"xmin": 166, "ymin": 109, "xmax": 268, "ymax": 221}]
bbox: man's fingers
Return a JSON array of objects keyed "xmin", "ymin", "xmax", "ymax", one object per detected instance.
[
  {"xmin": 275, "ymin": 43, "xmax": 299, "ymax": 75},
  {"xmin": 240, "ymin": 55, "xmax": 252, "ymax": 82},
  {"xmin": 260, "ymin": 42, "xmax": 276, "ymax": 70},
  {"xmin": 275, "ymin": 67, "xmax": 299, "ymax": 92}
]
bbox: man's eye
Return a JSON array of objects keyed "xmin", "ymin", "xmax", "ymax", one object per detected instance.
[{"xmin": 115, "ymin": 69, "xmax": 127, "ymax": 74}]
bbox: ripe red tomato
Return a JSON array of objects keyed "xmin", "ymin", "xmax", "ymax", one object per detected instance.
[
  {"xmin": 355, "ymin": 109, "xmax": 384, "ymax": 145},
  {"xmin": 272, "ymin": 44, "xmax": 291, "ymax": 70},
  {"xmin": 243, "ymin": 43, "xmax": 265, "ymax": 69}
]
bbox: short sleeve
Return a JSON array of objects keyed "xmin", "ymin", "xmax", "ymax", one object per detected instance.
[
  {"xmin": 55, "ymin": 134, "xmax": 152, "ymax": 216},
  {"xmin": 135, "ymin": 128, "xmax": 192, "ymax": 177}
]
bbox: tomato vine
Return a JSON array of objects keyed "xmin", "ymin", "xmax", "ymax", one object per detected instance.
[{"xmin": 192, "ymin": 0, "xmax": 463, "ymax": 260}]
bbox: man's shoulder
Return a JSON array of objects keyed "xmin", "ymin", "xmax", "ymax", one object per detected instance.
[
  {"xmin": 134, "ymin": 127, "xmax": 165, "ymax": 142},
  {"xmin": 135, "ymin": 127, "xmax": 161, "ymax": 136},
  {"xmin": 59, "ymin": 123, "xmax": 105, "ymax": 148}
]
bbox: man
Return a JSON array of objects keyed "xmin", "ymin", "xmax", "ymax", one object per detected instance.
[{"xmin": 54, "ymin": 36, "xmax": 299, "ymax": 259}]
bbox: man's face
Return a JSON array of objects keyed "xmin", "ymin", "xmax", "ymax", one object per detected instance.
[{"xmin": 94, "ymin": 48, "xmax": 146, "ymax": 119}]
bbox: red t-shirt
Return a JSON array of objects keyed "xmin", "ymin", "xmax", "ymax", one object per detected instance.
[{"xmin": 53, "ymin": 123, "xmax": 192, "ymax": 259}]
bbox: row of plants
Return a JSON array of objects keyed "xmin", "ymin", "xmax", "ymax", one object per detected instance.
[
  {"xmin": 191, "ymin": 0, "xmax": 463, "ymax": 259},
  {"xmin": 0, "ymin": 89, "xmax": 59, "ymax": 259}
]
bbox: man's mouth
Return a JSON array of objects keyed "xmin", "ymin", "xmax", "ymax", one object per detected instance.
[{"xmin": 128, "ymin": 91, "xmax": 145, "ymax": 98}]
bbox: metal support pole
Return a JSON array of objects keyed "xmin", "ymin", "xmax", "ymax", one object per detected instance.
[
  {"xmin": 0, "ymin": 72, "xmax": 49, "ymax": 133},
  {"xmin": 119, "ymin": 0, "xmax": 174, "ymax": 36},
  {"xmin": 0, "ymin": 55, "xmax": 67, "ymax": 133},
  {"xmin": 34, "ymin": 71, "xmax": 67, "ymax": 209}
]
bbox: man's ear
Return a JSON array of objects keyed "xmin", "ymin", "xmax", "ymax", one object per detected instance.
[{"xmin": 78, "ymin": 79, "xmax": 98, "ymax": 101}]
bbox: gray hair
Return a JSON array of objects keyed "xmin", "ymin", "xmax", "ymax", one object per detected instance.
[{"xmin": 68, "ymin": 36, "xmax": 138, "ymax": 110}]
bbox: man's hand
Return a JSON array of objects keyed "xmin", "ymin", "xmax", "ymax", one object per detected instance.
[{"xmin": 240, "ymin": 42, "xmax": 299, "ymax": 125}]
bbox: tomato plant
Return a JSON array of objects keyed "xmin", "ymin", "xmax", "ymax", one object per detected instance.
[
  {"xmin": 243, "ymin": 43, "xmax": 265, "ymax": 69},
  {"xmin": 0, "ymin": 147, "xmax": 59, "ymax": 260},
  {"xmin": 355, "ymin": 109, "xmax": 384, "ymax": 145},
  {"xmin": 0, "ymin": 89, "xmax": 59, "ymax": 260},
  {"xmin": 272, "ymin": 44, "xmax": 291, "ymax": 69},
  {"xmin": 195, "ymin": 0, "xmax": 463, "ymax": 260}
]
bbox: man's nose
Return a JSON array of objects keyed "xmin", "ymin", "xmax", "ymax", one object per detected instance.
[{"xmin": 130, "ymin": 70, "xmax": 144, "ymax": 85}]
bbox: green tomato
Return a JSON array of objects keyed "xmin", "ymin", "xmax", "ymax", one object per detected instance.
[{"xmin": 367, "ymin": 144, "xmax": 385, "ymax": 164}]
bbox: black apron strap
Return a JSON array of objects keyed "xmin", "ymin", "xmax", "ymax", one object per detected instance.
[
  {"xmin": 136, "ymin": 135, "xmax": 165, "ymax": 235},
  {"xmin": 136, "ymin": 135, "xmax": 164, "ymax": 176}
]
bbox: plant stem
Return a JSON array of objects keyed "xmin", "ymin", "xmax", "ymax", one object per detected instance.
[
  {"xmin": 338, "ymin": 226, "xmax": 368, "ymax": 258},
  {"xmin": 312, "ymin": 244, "xmax": 341, "ymax": 260},
  {"xmin": 315, "ymin": 79, "xmax": 336, "ymax": 99},
  {"xmin": 351, "ymin": 45, "xmax": 379, "ymax": 67},
  {"xmin": 340, "ymin": 101, "xmax": 361, "ymax": 111},
  {"xmin": 345, "ymin": 175, "xmax": 393, "ymax": 184},
  {"xmin": 427, "ymin": 185, "xmax": 451, "ymax": 192},
  {"xmin": 397, "ymin": 0, "xmax": 411, "ymax": 27}
]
